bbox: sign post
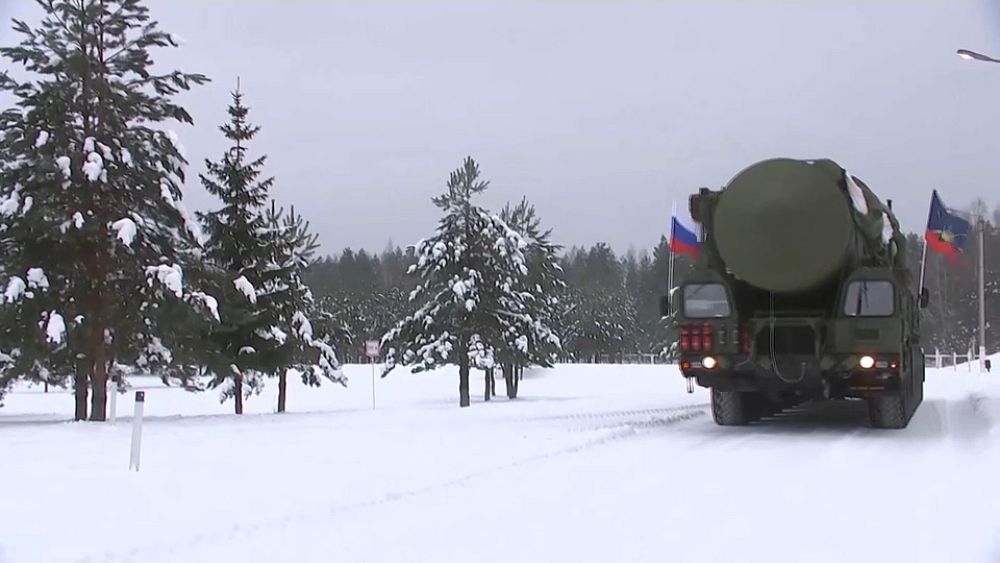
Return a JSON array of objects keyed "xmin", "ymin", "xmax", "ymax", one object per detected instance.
[
  {"xmin": 129, "ymin": 391, "xmax": 145, "ymax": 472},
  {"xmin": 365, "ymin": 340, "xmax": 380, "ymax": 410},
  {"xmin": 109, "ymin": 374, "xmax": 117, "ymax": 425}
]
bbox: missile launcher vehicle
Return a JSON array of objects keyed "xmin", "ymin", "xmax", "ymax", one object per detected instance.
[{"xmin": 665, "ymin": 158, "xmax": 928, "ymax": 428}]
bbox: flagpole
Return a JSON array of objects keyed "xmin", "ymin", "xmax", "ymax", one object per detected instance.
[
  {"xmin": 978, "ymin": 214, "xmax": 987, "ymax": 374},
  {"xmin": 918, "ymin": 235, "xmax": 928, "ymax": 295},
  {"xmin": 668, "ymin": 201, "xmax": 677, "ymax": 316},
  {"xmin": 919, "ymin": 190, "xmax": 934, "ymax": 296}
]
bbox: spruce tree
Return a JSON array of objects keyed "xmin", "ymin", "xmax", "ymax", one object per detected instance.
[
  {"xmin": 198, "ymin": 83, "xmax": 277, "ymax": 414},
  {"xmin": 0, "ymin": 0, "xmax": 214, "ymax": 420},
  {"xmin": 264, "ymin": 203, "xmax": 346, "ymax": 413},
  {"xmin": 499, "ymin": 197, "xmax": 564, "ymax": 397},
  {"xmin": 381, "ymin": 157, "xmax": 530, "ymax": 407},
  {"xmin": 199, "ymin": 84, "xmax": 343, "ymax": 414}
]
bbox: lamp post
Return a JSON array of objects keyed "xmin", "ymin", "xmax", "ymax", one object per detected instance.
[
  {"xmin": 977, "ymin": 216, "xmax": 987, "ymax": 374},
  {"xmin": 957, "ymin": 48, "xmax": 994, "ymax": 373},
  {"xmin": 957, "ymin": 49, "xmax": 1000, "ymax": 63}
]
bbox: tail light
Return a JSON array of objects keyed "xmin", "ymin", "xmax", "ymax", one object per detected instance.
[
  {"xmin": 680, "ymin": 325, "xmax": 692, "ymax": 352},
  {"xmin": 679, "ymin": 323, "xmax": 718, "ymax": 353}
]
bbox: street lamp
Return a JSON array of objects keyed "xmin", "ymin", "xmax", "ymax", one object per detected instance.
[
  {"xmin": 956, "ymin": 48, "xmax": 994, "ymax": 374},
  {"xmin": 957, "ymin": 49, "xmax": 1000, "ymax": 63}
]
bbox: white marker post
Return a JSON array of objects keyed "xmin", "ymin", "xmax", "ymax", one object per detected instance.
[
  {"xmin": 129, "ymin": 391, "xmax": 145, "ymax": 472},
  {"xmin": 365, "ymin": 340, "xmax": 380, "ymax": 410},
  {"xmin": 108, "ymin": 374, "xmax": 117, "ymax": 424}
]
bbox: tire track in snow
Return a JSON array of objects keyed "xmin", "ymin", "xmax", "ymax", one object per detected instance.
[
  {"xmin": 520, "ymin": 404, "xmax": 710, "ymax": 432},
  {"xmin": 76, "ymin": 404, "xmax": 708, "ymax": 563}
]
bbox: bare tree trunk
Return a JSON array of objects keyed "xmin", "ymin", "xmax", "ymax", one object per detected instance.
[
  {"xmin": 89, "ymin": 317, "xmax": 108, "ymax": 422},
  {"xmin": 74, "ymin": 359, "xmax": 89, "ymax": 421},
  {"xmin": 490, "ymin": 368, "xmax": 496, "ymax": 397},
  {"xmin": 459, "ymin": 356, "xmax": 470, "ymax": 408},
  {"xmin": 503, "ymin": 363, "xmax": 515, "ymax": 399},
  {"xmin": 235, "ymin": 375, "xmax": 244, "ymax": 415},
  {"xmin": 512, "ymin": 365, "xmax": 521, "ymax": 398},
  {"xmin": 484, "ymin": 369, "xmax": 491, "ymax": 402},
  {"xmin": 277, "ymin": 370, "xmax": 287, "ymax": 413},
  {"xmin": 85, "ymin": 6, "xmax": 112, "ymax": 423}
]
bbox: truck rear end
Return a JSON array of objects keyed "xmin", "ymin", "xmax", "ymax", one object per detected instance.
[{"xmin": 667, "ymin": 158, "xmax": 925, "ymax": 428}]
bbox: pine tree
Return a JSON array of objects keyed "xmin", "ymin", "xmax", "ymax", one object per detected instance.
[
  {"xmin": 314, "ymin": 293, "xmax": 355, "ymax": 361},
  {"xmin": 498, "ymin": 197, "xmax": 564, "ymax": 397},
  {"xmin": 557, "ymin": 243, "xmax": 633, "ymax": 362},
  {"xmin": 265, "ymin": 203, "xmax": 346, "ymax": 413},
  {"xmin": 0, "ymin": 0, "xmax": 214, "ymax": 420},
  {"xmin": 198, "ymin": 84, "xmax": 343, "ymax": 414},
  {"xmin": 381, "ymin": 157, "xmax": 530, "ymax": 407},
  {"xmin": 197, "ymin": 83, "xmax": 281, "ymax": 414}
]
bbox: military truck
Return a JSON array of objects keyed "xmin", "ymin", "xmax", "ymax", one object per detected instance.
[{"xmin": 664, "ymin": 158, "xmax": 928, "ymax": 429}]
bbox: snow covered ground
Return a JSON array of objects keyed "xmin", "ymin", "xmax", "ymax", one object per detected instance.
[{"xmin": 2, "ymin": 363, "xmax": 1000, "ymax": 563}]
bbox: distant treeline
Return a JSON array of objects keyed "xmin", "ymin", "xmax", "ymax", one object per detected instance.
[{"xmin": 305, "ymin": 204, "xmax": 1000, "ymax": 363}]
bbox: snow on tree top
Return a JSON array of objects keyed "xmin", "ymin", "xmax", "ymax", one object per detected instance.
[
  {"xmin": 146, "ymin": 264, "xmax": 184, "ymax": 297},
  {"xmin": 233, "ymin": 276, "xmax": 258, "ymax": 304},
  {"xmin": 4, "ymin": 277, "xmax": 26, "ymax": 303},
  {"xmin": 45, "ymin": 312, "xmax": 65, "ymax": 345},
  {"xmin": 26, "ymin": 268, "xmax": 48, "ymax": 290},
  {"xmin": 191, "ymin": 291, "xmax": 220, "ymax": 322},
  {"xmin": 112, "ymin": 218, "xmax": 138, "ymax": 247},
  {"xmin": 82, "ymin": 152, "xmax": 104, "ymax": 182},
  {"xmin": 96, "ymin": 141, "xmax": 114, "ymax": 162},
  {"xmin": 0, "ymin": 190, "xmax": 20, "ymax": 216},
  {"xmin": 55, "ymin": 156, "xmax": 71, "ymax": 179}
]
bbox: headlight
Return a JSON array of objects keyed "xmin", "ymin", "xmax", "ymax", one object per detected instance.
[
  {"xmin": 859, "ymin": 355, "xmax": 875, "ymax": 369},
  {"xmin": 703, "ymin": 356, "xmax": 717, "ymax": 369}
]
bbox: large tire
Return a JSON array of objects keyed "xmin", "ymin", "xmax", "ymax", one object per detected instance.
[
  {"xmin": 712, "ymin": 389, "xmax": 753, "ymax": 426},
  {"xmin": 869, "ymin": 366, "xmax": 924, "ymax": 429},
  {"xmin": 868, "ymin": 392, "xmax": 908, "ymax": 429},
  {"xmin": 913, "ymin": 366, "xmax": 924, "ymax": 408}
]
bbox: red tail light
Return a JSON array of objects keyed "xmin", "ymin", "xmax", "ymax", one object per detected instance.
[
  {"xmin": 701, "ymin": 322, "xmax": 713, "ymax": 351},
  {"xmin": 680, "ymin": 323, "xmax": 717, "ymax": 353}
]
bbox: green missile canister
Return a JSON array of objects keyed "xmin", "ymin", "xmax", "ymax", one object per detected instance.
[{"xmin": 712, "ymin": 158, "xmax": 896, "ymax": 294}]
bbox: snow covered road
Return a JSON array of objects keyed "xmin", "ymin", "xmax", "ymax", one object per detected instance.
[{"xmin": 2, "ymin": 364, "xmax": 1000, "ymax": 563}]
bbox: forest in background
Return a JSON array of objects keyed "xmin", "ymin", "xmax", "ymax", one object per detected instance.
[{"xmin": 304, "ymin": 201, "xmax": 1000, "ymax": 364}]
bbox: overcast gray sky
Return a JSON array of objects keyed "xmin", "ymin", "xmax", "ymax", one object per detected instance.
[{"xmin": 4, "ymin": 0, "xmax": 1000, "ymax": 256}]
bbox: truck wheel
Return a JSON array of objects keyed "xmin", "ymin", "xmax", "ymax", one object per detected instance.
[
  {"xmin": 907, "ymin": 370, "xmax": 924, "ymax": 420},
  {"xmin": 867, "ymin": 392, "xmax": 908, "ymax": 429},
  {"xmin": 711, "ymin": 389, "xmax": 752, "ymax": 426}
]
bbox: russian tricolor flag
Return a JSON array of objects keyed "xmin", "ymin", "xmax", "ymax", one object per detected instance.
[{"xmin": 670, "ymin": 208, "xmax": 701, "ymax": 257}]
